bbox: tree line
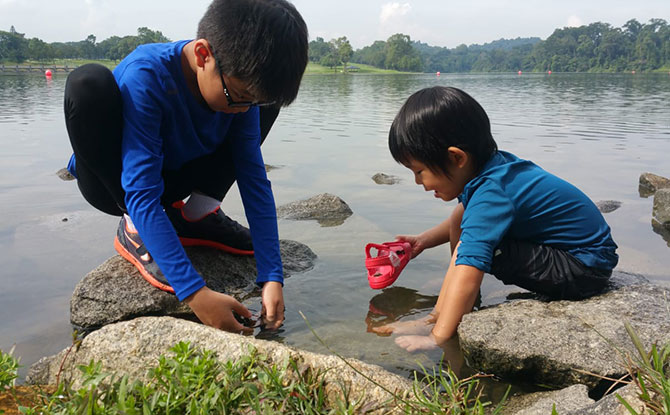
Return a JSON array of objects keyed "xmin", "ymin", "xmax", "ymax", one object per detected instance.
[
  {"xmin": 313, "ymin": 18, "xmax": 670, "ymax": 72},
  {"xmin": 0, "ymin": 26, "xmax": 169, "ymax": 63},
  {"xmin": 2, "ymin": 18, "xmax": 669, "ymax": 72}
]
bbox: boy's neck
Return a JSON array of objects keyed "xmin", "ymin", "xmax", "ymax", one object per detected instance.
[{"xmin": 180, "ymin": 41, "xmax": 207, "ymax": 107}]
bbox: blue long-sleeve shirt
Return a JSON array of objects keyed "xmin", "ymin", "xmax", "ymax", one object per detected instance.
[
  {"xmin": 456, "ymin": 151, "xmax": 618, "ymax": 272},
  {"xmin": 68, "ymin": 40, "xmax": 283, "ymax": 300}
]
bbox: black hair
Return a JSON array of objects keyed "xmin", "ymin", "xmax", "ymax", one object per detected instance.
[
  {"xmin": 389, "ymin": 86, "xmax": 498, "ymax": 176},
  {"xmin": 197, "ymin": 0, "xmax": 308, "ymax": 106}
]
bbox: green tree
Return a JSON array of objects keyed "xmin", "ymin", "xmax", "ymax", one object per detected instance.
[
  {"xmin": 308, "ymin": 37, "xmax": 331, "ymax": 63},
  {"xmin": 331, "ymin": 36, "xmax": 353, "ymax": 71}
]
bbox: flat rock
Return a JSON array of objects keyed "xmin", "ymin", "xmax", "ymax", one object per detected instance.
[
  {"xmin": 70, "ymin": 240, "xmax": 316, "ymax": 331},
  {"xmin": 499, "ymin": 384, "xmax": 594, "ymax": 415},
  {"xmin": 652, "ymin": 188, "xmax": 670, "ymax": 230},
  {"xmin": 639, "ymin": 172, "xmax": 670, "ymax": 197},
  {"xmin": 27, "ymin": 316, "xmax": 412, "ymax": 413},
  {"xmin": 595, "ymin": 200, "xmax": 621, "ymax": 214},
  {"xmin": 277, "ymin": 193, "xmax": 353, "ymax": 227},
  {"xmin": 458, "ymin": 273, "xmax": 670, "ymax": 389},
  {"xmin": 372, "ymin": 173, "xmax": 401, "ymax": 185}
]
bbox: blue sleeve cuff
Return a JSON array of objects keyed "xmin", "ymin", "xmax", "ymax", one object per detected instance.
[
  {"xmin": 255, "ymin": 273, "xmax": 284, "ymax": 287},
  {"xmin": 175, "ymin": 278, "xmax": 207, "ymax": 302},
  {"xmin": 454, "ymin": 255, "xmax": 491, "ymax": 273}
]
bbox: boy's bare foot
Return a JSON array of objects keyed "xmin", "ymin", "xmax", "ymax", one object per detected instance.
[{"xmin": 371, "ymin": 315, "xmax": 435, "ymax": 336}]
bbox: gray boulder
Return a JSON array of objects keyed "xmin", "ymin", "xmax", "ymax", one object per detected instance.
[
  {"xmin": 564, "ymin": 384, "xmax": 646, "ymax": 415},
  {"xmin": 652, "ymin": 188, "xmax": 670, "ymax": 230},
  {"xmin": 277, "ymin": 193, "xmax": 353, "ymax": 227},
  {"xmin": 372, "ymin": 173, "xmax": 401, "ymax": 185},
  {"xmin": 498, "ymin": 384, "xmax": 594, "ymax": 415},
  {"xmin": 458, "ymin": 276, "xmax": 670, "ymax": 389},
  {"xmin": 70, "ymin": 240, "xmax": 316, "ymax": 331},
  {"xmin": 27, "ymin": 316, "xmax": 412, "ymax": 413},
  {"xmin": 639, "ymin": 172, "xmax": 670, "ymax": 197},
  {"xmin": 595, "ymin": 200, "xmax": 621, "ymax": 214}
]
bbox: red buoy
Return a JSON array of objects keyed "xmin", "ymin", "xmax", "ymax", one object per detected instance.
[
  {"xmin": 518, "ymin": 70, "xmax": 522, "ymax": 75},
  {"xmin": 45, "ymin": 69, "xmax": 52, "ymax": 77},
  {"xmin": 548, "ymin": 70, "xmax": 552, "ymax": 75},
  {"xmin": 436, "ymin": 71, "xmax": 440, "ymax": 76}
]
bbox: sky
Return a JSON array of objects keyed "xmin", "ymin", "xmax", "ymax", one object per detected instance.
[{"xmin": 1, "ymin": 0, "xmax": 668, "ymax": 49}]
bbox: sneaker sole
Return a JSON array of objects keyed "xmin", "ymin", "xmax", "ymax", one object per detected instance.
[
  {"xmin": 114, "ymin": 236, "xmax": 175, "ymax": 294},
  {"xmin": 179, "ymin": 237, "xmax": 254, "ymax": 256}
]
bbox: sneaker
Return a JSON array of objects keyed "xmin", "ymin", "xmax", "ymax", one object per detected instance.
[
  {"xmin": 165, "ymin": 203, "xmax": 254, "ymax": 255},
  {"xmin": 114, "ymin": 216, "xmax": 174, "ymax": 293}
]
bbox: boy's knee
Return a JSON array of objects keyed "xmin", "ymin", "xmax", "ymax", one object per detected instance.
[{"xmin": 65, "ymin": 64, "xmax": 119, "ymax": 104}]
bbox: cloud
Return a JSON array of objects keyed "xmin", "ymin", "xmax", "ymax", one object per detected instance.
[
  {"xmin": 566, "ymin": 15, "xmax": 583, "ymax": 27},
  {"xmin": 380, "ymin": 2, "xmax": 411, "ymax": 24}
]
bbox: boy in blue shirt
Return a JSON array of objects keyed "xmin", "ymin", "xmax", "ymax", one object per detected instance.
[
  {"xmin": 63, "ymin": 0, "xmax": 308, "ymax": 333},
  {"xmin": 375, "ymin": 86, "xmax": 618, "ymax": 351}
]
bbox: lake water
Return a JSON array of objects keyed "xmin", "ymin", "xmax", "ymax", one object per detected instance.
[{"xmin": 2, "ymin": 72, "xmax": 670, "ymax": 394}]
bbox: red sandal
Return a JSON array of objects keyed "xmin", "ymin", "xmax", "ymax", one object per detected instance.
[{"xmin": 365, "ymin": 241, "xmax": 412, "ymax": 289}]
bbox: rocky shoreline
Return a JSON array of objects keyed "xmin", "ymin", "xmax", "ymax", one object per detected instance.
[{"xmin": 25, "ymin": 174, "xmax": 670, "ymax": 413}]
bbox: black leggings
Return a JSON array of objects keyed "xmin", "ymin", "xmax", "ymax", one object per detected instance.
[{"xmin": 64, "ymin": 63, "xmax": 279, "ymax": 216}]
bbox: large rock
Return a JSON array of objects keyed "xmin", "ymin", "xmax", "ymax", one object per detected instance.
[
  {"xmin": 27, "ymin": 317, "xmax": 411, "ymax": 413},
  {"xmin": 458, "ymin": 276, "xmax": 670, "ymax": 389},
  {"xmin": 639, "ymin": 172, "xmax": 670, "ymax": 197},
  {"xmin": 277, "ymin": 193, "xmax": 353, "ymax": 227},
  {"xmin": 498, "ymin": 384, "xmax": 594, "ymax": 415},
  {"xmin": 564, "ymin": 384, "xmax": 647, "ymax": 415},
  {"xmin": 652, "ymin": 188, "xmax": 670, "ymax": 230},
  {"xmin": 70, "ymin": 240, "xmax": 316, "ymax": 331}
]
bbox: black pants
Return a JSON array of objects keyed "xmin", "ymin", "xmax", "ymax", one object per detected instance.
[{"xmin": 64, "ymin": 63, "xmax": 279, "ymax": 216}]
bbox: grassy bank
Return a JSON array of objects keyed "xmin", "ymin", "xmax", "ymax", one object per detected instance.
[
  {"xmin": 304, "ymin": 62, "xmax": 413, "ymax": 74},
  {"xmin": 0, "ymin": 342, "xmax": 505, "ymax": 414}
]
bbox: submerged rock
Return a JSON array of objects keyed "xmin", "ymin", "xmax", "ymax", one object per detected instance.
[
  {"xmin": 458, "ymin": 273, "xmax": 670, "ymax": 389},
  {"xmin": 372, "ymin": 173, "xmax": 401, "ymax": 185},
  {"xmin": 27, "ymin": 316, "xmax": 411, "ymax": 413},
  {"xmin": 652, "ymin": 188, "xmax": 670, "ymax": 230},
  {"xmin": 70, "ymin": 240, "xmax": 316, "ymax": 332},
  {"xmin": 639, "ymin": 172, "xmax": 670, "ymax": 197},
  {"xmin": 277, "ymin": 193, "xmax": 353, "ymax": 227},
  {"xmin": 595, "ymin": 200, "xmax": 621, "ymax": 214}
]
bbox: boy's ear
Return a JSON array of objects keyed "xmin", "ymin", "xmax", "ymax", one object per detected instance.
[
  {"xmin": 193, "ymin": 39, "xmax": 212, "ymax": 68},
  {"xmin": 447, "ymin": 147, "xmax": 469, "ymax": 168}
]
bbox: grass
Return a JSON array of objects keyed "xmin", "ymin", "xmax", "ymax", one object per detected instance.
[
  {"xmin": 0, "ymin": 338, "xmax": 506, "ymax": 414},
  {"xmin": 304, "ymin": 62, "xmax": 414, "ymax": 74}
]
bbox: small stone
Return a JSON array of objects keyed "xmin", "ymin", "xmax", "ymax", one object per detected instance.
[
  {"xmin": 372, "ymin": 173, "xmax": 401, "ymax": 185},
  {"xmin": 277, "ymin": 193, "xmax": 353, "ymax": 227},
  {"xmin": 595, "ymin": 200, "xmax": 621, "ymax": 214},
  {"xmin": 62, "ymin": 218, "xmax": 68, "ymax": 222},
  {"xmin": 56, "ymin": 168, "xmax": 75, "ymax": 181}
]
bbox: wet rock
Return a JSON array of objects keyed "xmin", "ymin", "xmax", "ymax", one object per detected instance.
[
  {"xmin": 595, "ymin": 200, "xmax": 621, "ymax": 214},
  {"xmin": 639, "ymin": 172, "xmax": 670, "ymax": 197},
  {"xmin": 265, "ymin": 164, "xmax": 280, "ymax": 172},
  {"xmin": 56, "ymin": 167, "xmax": 75, "ymax": 181},
  {"xmin": 27, "ymin": 316, "xmax": 411, "ymax": 414},
  {"xmin": 458, "ymin": 273, "xmax": 670, "ymax": 389},
  {"xmin": 652, "ymin": 188, "xmax": 670, "ymax": 230},
  {"xmin": 372, "ymin": 173, "xmax": 401, "ymax": 185},
  {"xmin": 564, "ymin": 384, "xmax": 645, "ymax": 415},
  {"xmin": 277, "ymin": 193, "xmax": 353, "ymax": 227},
  {"xmin": 500, "ymin": 384, "xmax": 594, "ymax": 415},
  {"xmin": 70, "ymin": 240, "xmax": 316, "ymax": 331}
]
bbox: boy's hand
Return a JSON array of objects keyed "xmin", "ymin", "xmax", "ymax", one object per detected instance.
[
  {"xmin": 261, "ymin": 281, "xmax": 284, "ymax": 330},
  {"xmin": 395, "ymin": 234, "xmax": 426, "ymax": 259},
  {"xmin": 185, "ymin": 286, "xmax": 253, "ymax": 334}
]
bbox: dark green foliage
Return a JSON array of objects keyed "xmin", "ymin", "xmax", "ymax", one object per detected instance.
[{"xmin": 0, "ymin": 26, "xmax": 169, "ymax": 63}]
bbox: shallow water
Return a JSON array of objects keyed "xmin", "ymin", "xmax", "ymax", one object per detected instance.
[{"xmin": 1, "ymin": 73, "xmax": 670, "ymax": 393}]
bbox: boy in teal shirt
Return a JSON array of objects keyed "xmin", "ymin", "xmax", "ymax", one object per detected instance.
[{"xmin": 375, "ymin": 86, "xmax": 617, "ymax": 351}]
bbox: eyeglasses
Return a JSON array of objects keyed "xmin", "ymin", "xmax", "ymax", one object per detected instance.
[{"xmin": 215, "ymin": 59, "xmax": 275, "ymax": 108}]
